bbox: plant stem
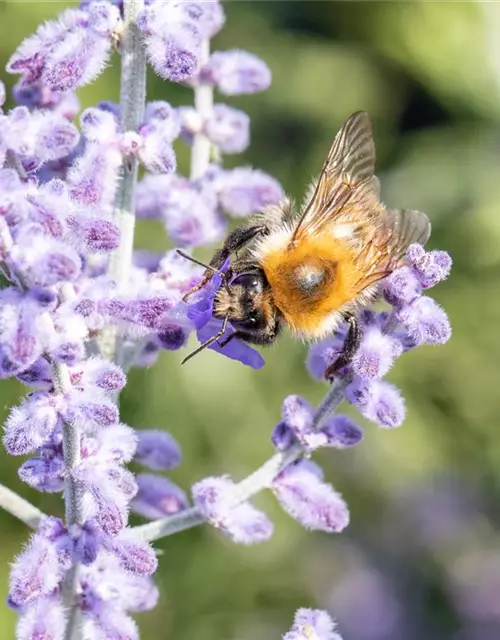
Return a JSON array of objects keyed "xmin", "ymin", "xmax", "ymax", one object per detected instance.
[
  {"xmin": 133, "ymin": 379, "xmax": 347, "ymax": 542},
  {"xmin": 190, "ymin": 39, "xmax": 212, "ymax": 180},
  {"xmin": 100, "ymin": 0, "xmax": 147, "ymax": 363},
  {"xmin": 0, "ymin": 484, "xmax": 44, "ymax": 529}
]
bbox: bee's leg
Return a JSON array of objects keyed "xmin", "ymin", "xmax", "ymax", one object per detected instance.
[
  {"xmin": 183, "ymin": 224, "xmax": 269, "ymax": 301},
  {"xmin": 324, "ymin": 313, "xmax": 361, "ymax": 382},
  {"xmin": 217, "ymin": 331, "xmax": 245, "ymax": 348}
]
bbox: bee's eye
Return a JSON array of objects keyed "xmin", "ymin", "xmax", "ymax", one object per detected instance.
[{"xmin": 232, "ymin": 273, "xmax": 260, "ymax": 290}]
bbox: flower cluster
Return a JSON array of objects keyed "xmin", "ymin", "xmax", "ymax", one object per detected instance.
[
  {"xmin": 307, "ymin": 244, "xmax": 451, "ymax": 428},
  {"xmin": 0, "ymin": 0, "xmax": 453, "ymax": 639},
  {"xmin": 283, "ymin": 608, "xmax": 343, "ymax": 640},
  {"xmin": 189, "ymin": 244, "xmax": 451, "ymax": 540},
  {"xmin": 1, "ymin": 0, "xmax": 286, "ymax": 637}
]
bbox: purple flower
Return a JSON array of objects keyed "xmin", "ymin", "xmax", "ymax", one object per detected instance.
[
  {"xmin": 202, "ymin": 50, "xmax": 271, "ymax": 95},
  {"xmin": 272, "ymin": 396, "xmax": 362, "ymax": 453},
  {"xmin": 196, "ymin": 318, "xmax": 266, "ymax": 369},
  {"xmin": 395, "ymin": 296, "xmax": 452, "ymax": 346},
  {"xmin": 9, "ymin": 517, "xmax": 70, "ymax": 606},
  {"xmin": 136, "ymin": 173, "xmax": 226, "ymax": 247},
  {"xmin": 131, "ymin": 474, "xmax": 189, "ymax": 520},
  {"xmin": 137, "ymin": 3, "xmax": 202, "ymax": 82},
  {"xmin": 16, "ymin": 596, "xmax": 66, "ymax": 640},
  {"xmin": 283, "ymin": 608, "xmax": 343, "ymax": 640},
  {"xmin": 184, "ymin": 258, "xmax": 266, "ymax": 368},
  {"xmin": 63, "ymin": 389, "xmax": 118, "ymax": 429},
  {"xmin": 407, "ymin": 243, "xmax": 452, "ymax": 288},
  {"xmin": 272, "ymin": 461, "xmax": 349, "ymax": 533},
  {"xmin": 204, "ymin": 104, "xmax": 250, "ymax": 154},
  {"xmin": 4, "ymin": 392, "xmax": 60, "ymax": 456},
  {"xmin": 351, "ymin": 324, "xmax": 402, "ymax": 380},
  {"xmin": 383, "ymin": 266, "xmax": 422, "ymax": 307},
  {"xmin": 66, "ymin": 213, "xmax": 120, "ymax": 253},
  {"xmin": 194, "ymin": 0, "xmax": 226, "ymax": 39},
  {"xmin": 0, "ymin": 289, "xmax": 49, "ymax": 378},
  {"xmin": 135, "ymin": 430, "xmax": 182, "ymax": 470},
  {"xmin": 137, "ymin": 122, "xmax": 177, "ymax": 174},
  {"xmin": 71, "ymin": 358, "xmax": 127, "ymax": 394},
  {"xmin": 192, "ymin": 475, "xmax": 273, "ymax": 544},
  {"xmin": 67, "ymin": 141, "xmax": 122, "ymax": 209},
  {"xmin": 210, "ymin": 167, "xmax": 284, "ymax": 217},
  {"xmin": 10, "ymin": 230, "xmax": 82, "ymax": 286},
  {"xmin": 7, "ymin": 7, "xmax": 114, "ymax": 91},
  {"xmin": 306, "ymin": 331, "xmax": 347, "ymax": 382},
  {"xmin": 321, "ymin": 415, "xmax": 364, "ymax": 449},
  {"xmin": 19, "ymin": 447, "xmax": 65, "ymax": 493},
  {"xmin": 111, "ymin": 533, "xmax": 158, "ymax": 575},
  {"xmin": 345, "ymin": 378, "xmax": 406, "ymax": 428}
]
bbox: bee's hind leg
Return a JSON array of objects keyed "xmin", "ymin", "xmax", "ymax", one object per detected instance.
[{"xmin": 324, "ymin": 313, "xmax": 360, "ymax": 382}]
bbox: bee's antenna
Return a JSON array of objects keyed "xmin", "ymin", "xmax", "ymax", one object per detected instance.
[
  {"xmin": 176, "ymin": 249, "xmax": 232, "ymax": 299},
  {"xmin": 176, "ymin": 250, "xmax": 226, "ymax": 278},
  {"xmin": 181, "ymin": 315, "xmax": 229, "ymax": 365}
]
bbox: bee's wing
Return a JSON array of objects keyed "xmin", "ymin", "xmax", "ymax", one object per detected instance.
[
  {"xmin": 291, "ymin": 111, "xmax": 379, "ymax": 243},
  {"xmin": 352, "ymin": 207, "xmax": 431, "ymax": 290},
  {"xmin": 291, "ymin": 111, "xmax": 431, "ymax": 290}
]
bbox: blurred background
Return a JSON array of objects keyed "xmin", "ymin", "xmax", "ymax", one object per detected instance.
[{"xmin": 1, "ymin": 1, "xmax": 499, "ymax": 639}]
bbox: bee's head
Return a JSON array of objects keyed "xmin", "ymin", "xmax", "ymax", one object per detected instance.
[{"xmin": 214, "ymin": 270, "xmax": 275, "ymax": 335}]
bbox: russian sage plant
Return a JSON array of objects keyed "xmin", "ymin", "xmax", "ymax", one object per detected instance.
[{"xmin": 0, "ymin": 1, "xmax": 451, "ymax": 639}]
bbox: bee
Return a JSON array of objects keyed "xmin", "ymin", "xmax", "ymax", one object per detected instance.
[{"xmin": 181, "ymin": 112, "xmax": 430, "ymax": 379}]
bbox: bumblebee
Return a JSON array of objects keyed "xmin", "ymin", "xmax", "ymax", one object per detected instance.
[{"xmin": 182, "ymin": 112, "xmax": 430, "ymax": 378}]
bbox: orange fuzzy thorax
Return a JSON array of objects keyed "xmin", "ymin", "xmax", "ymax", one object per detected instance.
[{"xmin": 260, "ymin": 234, "xmax": 365, "ymax": 336}]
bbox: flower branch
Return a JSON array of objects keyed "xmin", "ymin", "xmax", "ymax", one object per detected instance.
[
  {"xmin": 0, "ymin": 484, "xmax": 44, "ymax": 529},
  {"xmin": 100, "ymin": 0, "xmax": 147, "ymax": 364},
  {"xmin": 132, "ymin": 379, "xmax": 347, "ymax": 543}
]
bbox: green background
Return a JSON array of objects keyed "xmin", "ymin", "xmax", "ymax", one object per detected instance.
[{"xmin": 1, "ymin": 2, "xmax": 499, "ymax": 639}]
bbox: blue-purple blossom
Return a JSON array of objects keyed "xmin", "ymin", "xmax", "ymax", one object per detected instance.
[
  {"xmin": 184, "ymin": 258, "xmax": 265, "ymax": 369},
  {"xmin": 135, "ymin": 429, "xmax": 182, "ymax": 470},
  {"xmin": 201, "ymin": 50, "xmax": 272, "ymax": 95},
  {"xmin": 7, "ymin": 6, "xmax": 116, "ymax": 92},
  {"xmin": 345, "ymin": 378, "xmax": 406, "ymax": 428},
  {"xmin": 203, "ymin": 104, "xmax": 250, "ymax": 154},
  {"xmin": 272, "ymin": 461, "xmax": 350, "ymax": 533},
  {"xmin": 192, "ymin": 475, "xmax": 273, "ymax": 544},
  {"xmin": 209, "ymin": 166, "xmax": 284, "ymax": 217},
  {"xmin": 137, "ymin": 2, "xmax": 203, "ymax": 82},
  {"xmin": 271, "ymin": 395, "xmax": 363, "ymax": 452},
  {"xmin": 283, "ymin": 608, "xmax": 343, "ymax": 640},
  {"xmin": 132, "ymin": 473, "xmax": 189, "ymax": 520},
  {"xmin": 4, "ymin": 392, "xmax": 60, "ymax": 456},
  {"xmin": 16, "ymin": 596, "xmax": 66, "ymax": 640}
]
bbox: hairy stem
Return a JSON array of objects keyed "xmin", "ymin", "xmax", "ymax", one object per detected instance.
[
  {"xmin": 190, "ymin": 39, "xmax": 212, "ymax": 180},
  {"xmin": 52, "ymin": 359, "xmax": 85, "ymax": 640},
  {"xmin": 133, "ymin": 379, "xmax": 347, "ymax": 542},
  {"xmin": 100, "ymin": 0, "xmax": 147, "ymax": 363},
  {"xmin": 0, "ymin": 484, "xmax": 44, "ymax": 529}
]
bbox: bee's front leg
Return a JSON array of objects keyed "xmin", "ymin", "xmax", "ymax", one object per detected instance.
[
  {"xmin": 324, "ymin": 313, "xmax": 360, "ymax": 382},
  {"xmin": 182, "ymin": 224, "xmax": 269, "ymax": 302}
]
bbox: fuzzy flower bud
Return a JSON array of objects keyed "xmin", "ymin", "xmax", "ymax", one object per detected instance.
[
  {"xmin": 283, "ymin": 608, "xmax": 343, "ymax": 640},
  {"xmin": 4, "ymin": 392, "xmax": 59, "ymax": 456},
  {"xmin": 210, "ymin": 167, "xmax": 284, "ymax": 217},
  {"xmin": 131, "ymin": 474, "xmax": 189, "ymax": 520},
  {"xmin": 351, "ymin": 324, "xmax": 403, "ymax": 380},
  {"xmin": 407, "ymin": 243, "xmax": 452, "ymax": 288},
  {"xmin": 272, "ymin": 461, "xmax": 349, "ymax": 533},
  {"xmin": 137, "ymin": 3, "xmax": 202, "ymax": 82},
  {"xmin": 345, "ymin": 378, "xmax": 406, "ymax": 428},
  {"xmin": 202, "ymin": 50, "xmax": 271, "ymax": 95},
  {"xmin": 203, "ymin": 104, "xmax": 250, "ymax": 154},
  {"xmin": 7, "ymin": 8, "xmax": 114, "ymax": 91},
  {"xmin": 192, "ymin": 476, "xmax": 273, "ymax": 544},
  {"xmin": 135, "ymin": 430, "xmax": 181, "ymax": 471}
]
